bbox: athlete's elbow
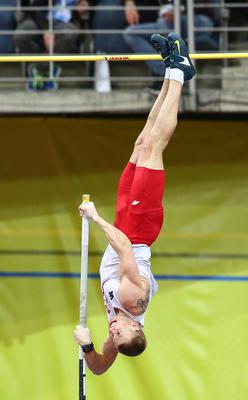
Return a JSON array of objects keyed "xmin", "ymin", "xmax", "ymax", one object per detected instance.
[
  {"xmin": 91, "ymin": 365, "xmax": 109, "ymax": 375},
  {"xmin": 114, "ymin": 236, "xmax": 131, "ymax": 256},
  {"xmin": 119, "ymin": 235, "xmax": 132, "ymax": 252},
  {"xmin": 87, "ymin": 361, "xmax": 110, "ymax": 375},
  {"xmin": 92, "ymin": 368, "xmax": 104, "ymax": 376},
  {"xmin": 87, "ymin": 365, "xmax": 104, "ymax": 375}
]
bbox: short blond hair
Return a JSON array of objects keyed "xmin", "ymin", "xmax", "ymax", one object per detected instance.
[{"xmin": 118, "ymin": 329, "xmax": 147, "ymax": 357}]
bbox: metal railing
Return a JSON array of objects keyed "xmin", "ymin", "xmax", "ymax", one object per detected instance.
[
  {"xmin": 186, "ymin": 0, "xmax": 248, "ymax": 109},
  {"xmin": 0, "ymin": 1, "xmax": 247, "ymax": 111}
]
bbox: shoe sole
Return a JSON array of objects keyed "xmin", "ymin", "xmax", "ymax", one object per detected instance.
[{"xmin": 151, "ymin": 34, "xmax": 170, "ymax": 66}]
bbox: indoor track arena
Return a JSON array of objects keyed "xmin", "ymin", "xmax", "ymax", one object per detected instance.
[{"xmin": 0, "ymin": 2, "xmax": 248, "ymax": 400}]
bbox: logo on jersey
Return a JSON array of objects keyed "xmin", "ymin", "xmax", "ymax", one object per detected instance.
[
  {"xmin": 102, "ymin": 290, "xmax": 111, "ymax": 314},
  {"xmin": 109, "ymin": 291, "xmax": 114, "ymax": 300},
  {"xmin": 131, "ymin": 200, "xmax": 140, "ymax": 206}
]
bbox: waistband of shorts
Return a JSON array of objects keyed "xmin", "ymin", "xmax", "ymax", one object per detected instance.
[{"xmin": 135, "ymin": 166, "xmax": 165, "ymax": 173}]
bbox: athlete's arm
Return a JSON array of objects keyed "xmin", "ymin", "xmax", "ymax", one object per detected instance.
[
  {"xmin": 79, "ymin": 202, "xmax": 148, "ymax": 308},
  {"xmin": 73, "ymin": 326, "xmax": 118, "ymax": 375},
  {"xmin": 84, "ymin": 338, "xmax": 118, "ymax": 375},
  {"xmin": 79, "ymin": 202, "xmax": 142, "ymax": 285}
]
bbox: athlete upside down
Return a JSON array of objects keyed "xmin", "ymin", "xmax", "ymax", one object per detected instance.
[{"xmin": 73, "ymin": 31, "xmax": 195, "ymax": 375}]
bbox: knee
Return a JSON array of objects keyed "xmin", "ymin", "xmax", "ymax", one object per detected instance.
[
  {"xmin": 156, "ymin": 114, "xmax": 178, "ymax": 136},
  {"xmin": 195, "ymin": 15, "xmax": 213, "ymax": 29},
  {"xmin": 13, "ymin": 32, "xmax": 26, "ymax": 48},
  {"xmin": 133, "ymin": 134, "xmax": 146, "ymax": 155},
  {"xmin": 13, "ymin": 22, "xmax": 32, "ymax": 48},
  {"xmin": 123, "ymin": 25, "xmax": 135, "ymax": 44},
  {"xmin": 149, "ymin": 116, "xmax": 178, "ymax": 148},
  {"xmin": 138, "ymin": 137, "xmax": 155, "ymax": 160}
]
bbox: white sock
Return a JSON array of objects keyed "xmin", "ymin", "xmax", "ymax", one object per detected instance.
[
  {"xmin": 169, "ymin": 68, "xmax": 184, "ymax": 85},
  {"xmin": 164, "ymin": 67, "xmax": 170, "ymax": 80}
]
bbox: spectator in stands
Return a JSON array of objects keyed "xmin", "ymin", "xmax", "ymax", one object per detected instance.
[
  {"xmin": 91, "ymin": 0, "xmax": 160, "ymax": 54},
  {"xmin": 13, "ymin": 0, "xmax": 87, "ymax": 90},
  {"xmin": 123, "ymin": 0, "xmax": 220, "ymax": 93},
  {"xmin": 91, "ymin": 0, "xmax": 161, "ymax": 92},
  {"xmin": 0, "ymin": 0, "xmax": 16, "ymax": 54},
  {"xmin": 224, "ymin": 0, "xmax": 248, "ymax": 42}
]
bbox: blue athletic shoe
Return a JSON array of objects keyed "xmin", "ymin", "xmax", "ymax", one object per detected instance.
[
  {"xmin": 151, "ymin": 34, "xmax": 170, "ymax": 68},
  {"xmin": 167, "ymin": 32, "xmax": 195, "ymax": 81}
]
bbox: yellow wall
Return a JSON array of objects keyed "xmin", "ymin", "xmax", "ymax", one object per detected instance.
[{"xmin": 0, "ymin": 117, "xmax": 248, "ymax": 400}]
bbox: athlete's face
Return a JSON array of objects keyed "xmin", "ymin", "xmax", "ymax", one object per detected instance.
[{"xmin": 109, "ymin": 317, "xmax": 140, "ymax": 348}]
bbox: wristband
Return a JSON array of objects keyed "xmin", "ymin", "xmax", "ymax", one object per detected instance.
[{"xmin": 81, "ymin": 342, "xmax": 94, "ymax": 354}]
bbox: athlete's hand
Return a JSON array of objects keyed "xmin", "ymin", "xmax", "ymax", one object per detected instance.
[
  {"xmin": 79, "ymin": 201, "xmax": 99, "ymax": 222},
  {"xmin": 73, "ymin": 325, "xmax": 92, "ymax": 346}
]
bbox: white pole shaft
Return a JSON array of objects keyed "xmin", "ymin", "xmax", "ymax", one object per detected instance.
[
  {"xmin": 80, "ymin": 214, "xmax": 89, "ymax": 329},
  {"xmin": 79, "ymin": 194, "xmax": 90, "ymax": 400},
  {"xmin": 79, "ymin": 194, "xmax": 90, "ymax": 355}
]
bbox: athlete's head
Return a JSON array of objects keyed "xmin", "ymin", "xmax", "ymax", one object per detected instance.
[{"xmin": 109, "ymin": 314, "xmax": 147, "ymax": 356}]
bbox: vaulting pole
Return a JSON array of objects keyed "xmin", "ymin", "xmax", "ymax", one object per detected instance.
[{"xmin": 79, "ymin": 194, "xmax": 90, "ymax": 400}]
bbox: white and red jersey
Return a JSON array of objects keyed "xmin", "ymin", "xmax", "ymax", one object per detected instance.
[{"xmin": 100, "ymin": 244, "xmax": 158, "ymax": 326}]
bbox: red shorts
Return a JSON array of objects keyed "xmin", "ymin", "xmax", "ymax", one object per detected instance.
[{"xmin": 114, "ymin": 162, "xmax": 165, "ymax": 246}]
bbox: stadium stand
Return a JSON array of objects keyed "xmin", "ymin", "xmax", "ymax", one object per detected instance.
[{"xmin": 0, "ymin": 0, "xmax": 247, "ymax": 112}]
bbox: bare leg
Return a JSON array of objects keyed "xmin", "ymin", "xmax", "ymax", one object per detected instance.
[
  {"xmin": 114, "ymin": 79, "xmax": 170, "ymax": 226},
  {"xmin": 129, "ymin": 78, "xmax": 170, "ymax": 164},
  {"xmin": 136, "ymin": 79, "xmax": 182, "ymax": 170}
]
